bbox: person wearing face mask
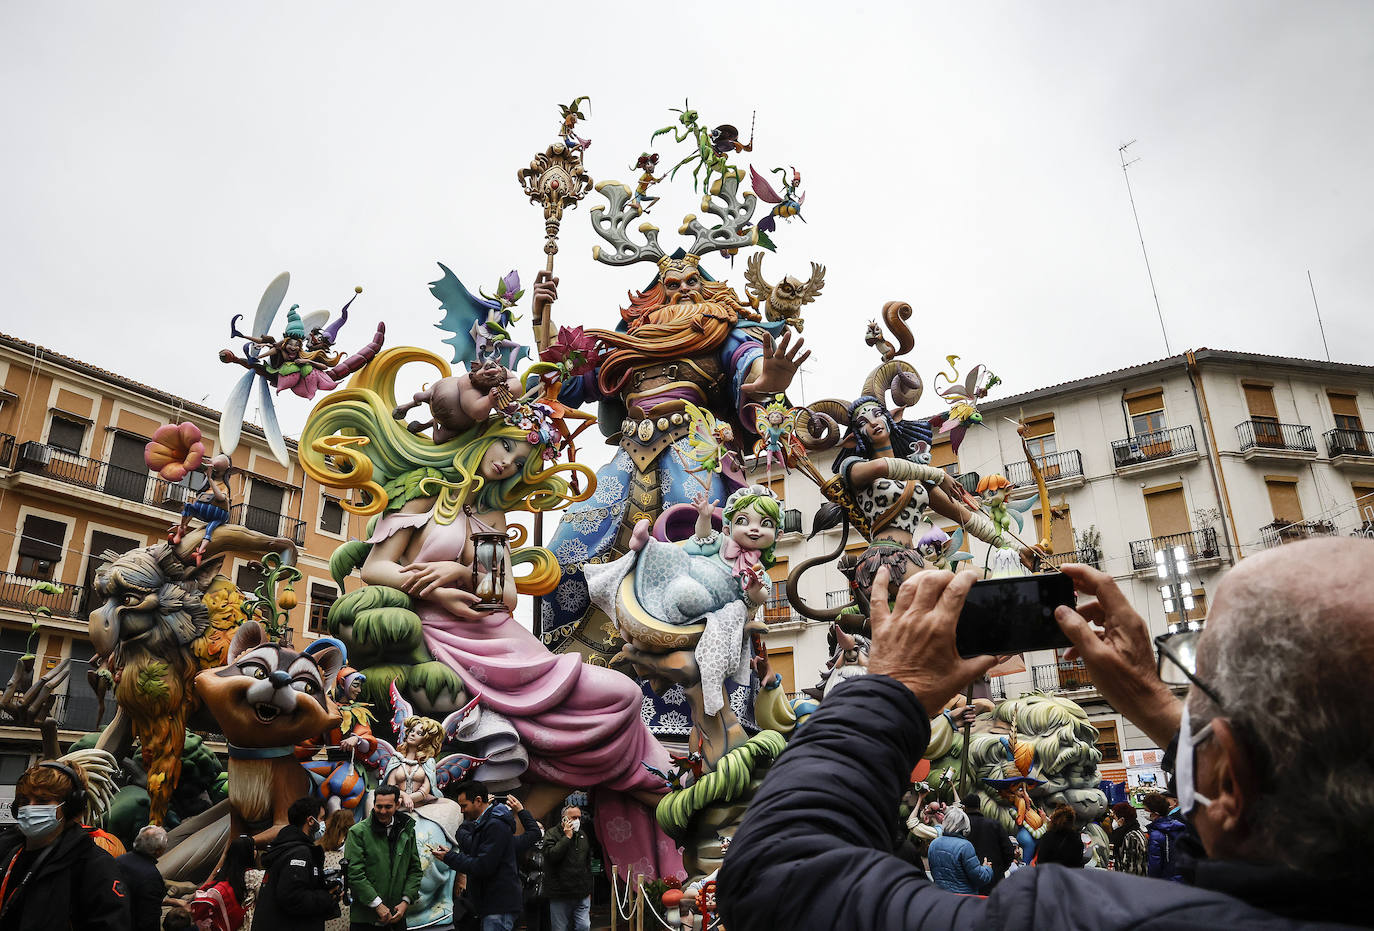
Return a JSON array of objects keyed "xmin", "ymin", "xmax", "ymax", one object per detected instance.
[
  {"xmin": 719, "ymin": 540, "xmax": 1374, "ymax": 929},
  {"xmin": 250, "ymin": 797, "xmax": 342, "ymax": 931},
  {"xmin": 539, "ymin": 805, "xmax": 593, "ymax": 931},
  {"xmin": 0, "ymin": 758, "xmax": 128, "ymax": 931}
]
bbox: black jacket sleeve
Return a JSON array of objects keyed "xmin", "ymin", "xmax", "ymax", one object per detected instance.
[
  {"xmin": 76, "ymin": 845, "xmax": 133, "ymax": 931},
  {"xmin": 274, "ymin": 847, "xmax": 340, "ymax": 919},
  {"xmin": 514, "ymin": 810, "xmax": 543, "ymax": 855},
  {"xmin": 718, "ymin": 675, "xmax": 989, "ymax": 930}
]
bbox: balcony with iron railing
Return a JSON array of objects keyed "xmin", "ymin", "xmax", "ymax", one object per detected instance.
[
  {"xmin": 1032, "ymin": 660, "xmax": 1095, "ymax": 694},
  {"xmin": 1128, "ymin": 527, "xmax": 1221, "ymax": 573},
  {"xmin": 12, "ymin": 441, "xmax": 188, "ymax": 510},
  {"xmin": 825, "ymin": 588, "xmax": 852, "ymax": 610},
  {"xmin": 1040, "ymin": 547, "xmax": 1103, "ymax": 570},
  {"xmin": 0, "ymin": 571, "xmax": 87, "ymax": 619},
  {"xmin": 1110, "ymin": 425, "xmax": 1199, "ymax": 472},
  {"xmin": 1004, "ymin": 449, "xmax": 1084, "ymax": 489},
  {"xmin": 1236, "ymin": 421, "xmax": 1317, "ymax": 461},
  {"xmin": 1260, "ymin": 519, "xmax": 1338, "ymax": 549},
  {"xmin": 988, "ymin": 677, "xmax": 1007, "ymax": 700},
  {"xmin": 763, "ymin": 591, "xmax": 803, "ymax": 630},
  {"xmin": 230, "ymin": 503, "xmax": 307, "ymax": 546},
  {"xmin": 1324, "ymin": 428, "xmax": 1374, "ymax": 465}
]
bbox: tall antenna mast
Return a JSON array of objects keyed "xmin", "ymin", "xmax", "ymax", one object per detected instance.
[
  {"xmin": 1118, "ymin": 141, "xmax": 1171, "ymax": 355},
  {"xmin": 1307, "ymin": 270, "xmax": 1330, "ymax": 362}
]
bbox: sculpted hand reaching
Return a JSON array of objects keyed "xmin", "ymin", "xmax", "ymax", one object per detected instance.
[{"xmin": 742, "ymin": 330, "xmax": 810, "ymax": 395}]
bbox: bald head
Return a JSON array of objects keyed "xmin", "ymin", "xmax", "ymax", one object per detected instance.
[{"xmin": 1191, "ymin": 537, "xmax": 1374, "ymax": 877}]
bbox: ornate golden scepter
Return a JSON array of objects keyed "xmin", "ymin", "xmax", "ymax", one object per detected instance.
[
  {"xmin": 518, "ymin": 99, "xmax": 594, "ymax": 355},
  {"xmin": 516, "ymin": 102, "xmax": 595, "ymax": 592}
]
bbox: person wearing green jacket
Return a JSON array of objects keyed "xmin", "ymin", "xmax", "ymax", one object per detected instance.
[{"xmin": 345, "ymin": 786, "xmax": 423, "ymax": 929}]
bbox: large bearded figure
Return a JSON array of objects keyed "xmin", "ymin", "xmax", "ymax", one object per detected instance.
[{"xmin": 536, "ymin": 176, "xmax": 808, "ymax": 734}]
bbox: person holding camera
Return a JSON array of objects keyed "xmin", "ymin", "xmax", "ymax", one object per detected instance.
[
  {"xmin": 720, "ymin": 541, "xmax": 1374, "ymax": 927},
  {"xmin": 250, "ymin": 797, "xmax": 342, "ymax": 931},
  {"xmin": 0, "ymin": 758, "xmax": 128, "ymax": 931},
  {"xmin": 344, "ymin": 785, "xmax": 421, "ymax": 930}
]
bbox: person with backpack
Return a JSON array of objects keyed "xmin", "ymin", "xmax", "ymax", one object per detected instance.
[
  {"xmin": 1143, "ymin": 792, "xmax": 1188, "ymax": 881},
  {"xmin": 1108, "ymin": 803, "xmax": 1148, "ymax": 875},
  {"xmin": 251, "ymin": 797, "xmax": 343, "ymax": 931},
  {"xmin": 191, "ymin": 835, "xmax": 255, "ymax": 931}
]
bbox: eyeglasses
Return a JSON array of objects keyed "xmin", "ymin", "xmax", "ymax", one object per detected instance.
[{"xmin": 1153, "ymin": 629, "xmax": 1223, "ymax": 707}]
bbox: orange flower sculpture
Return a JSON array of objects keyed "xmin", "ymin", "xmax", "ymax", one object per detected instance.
[{"xmin": 145, "ymin": 421, "xmax": 206, "ymax": 482}]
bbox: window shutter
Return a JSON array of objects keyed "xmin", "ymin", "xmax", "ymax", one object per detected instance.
[
  {"xmin": 1126, "ymin": 390, "xmax": 1164, "ymax": 417},
  {"xmin": 18, "ymin": 516, "xmax": 67, "ymax": 562},
  {"xmin": 1243, "ymin": 384, "xmax": 1278, "ymax": 419},
  {"xmin": 1022, "ymin": 415, "xmax": 1055, "ymax": 438},
  {"xmin": 1328, "ymin": 392, "xmax": 1360, "ymax": 419}
]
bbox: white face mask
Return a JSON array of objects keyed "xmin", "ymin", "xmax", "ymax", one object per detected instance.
[
  {"xmin": 312, "ymin": 818, "xmax": 326, "ymax": 840},
  {"xmin": 569, "ymin": 818, "xmax": 581, "ymax": 833},
  {"xmin": 16, "ymin": 803, "xmax": 61, "ymax": 839},
  {"xmin": 1176, "ymin": 703, "xmax": 1214, "ymax": 817}
]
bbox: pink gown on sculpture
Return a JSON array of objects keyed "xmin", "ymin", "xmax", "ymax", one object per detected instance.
[{"xmin": 370, "ymin": 508, "xmax": 683, "ymax": 880}]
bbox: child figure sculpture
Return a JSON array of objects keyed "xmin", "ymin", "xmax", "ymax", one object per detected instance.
[{"xmin": 588, "ymin": 484, "xmax": 782, "ymax": 717}]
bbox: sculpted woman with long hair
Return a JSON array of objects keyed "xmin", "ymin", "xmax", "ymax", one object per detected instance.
[{"xmin": 301, "ymin": 347, "xmax": 681, "ymax": 878}]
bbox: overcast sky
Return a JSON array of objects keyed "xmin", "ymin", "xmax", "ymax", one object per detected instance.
[{"xmin": 2, "ymin": 1, "xmax": 1371, "ymax": 458}]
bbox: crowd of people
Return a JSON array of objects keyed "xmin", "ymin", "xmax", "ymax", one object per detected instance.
[{"xmin": 0, "ymin": 772, "xmax": 597, "ymax": 931}]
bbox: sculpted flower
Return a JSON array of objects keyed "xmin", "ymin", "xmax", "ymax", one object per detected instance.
[
  {"xmin": 144, "ymin": 421, "xmax": 206, "ymax": 481},
  {"xmin": 542, "ymin": 326, "xmax": 602, "ymax": 377}
]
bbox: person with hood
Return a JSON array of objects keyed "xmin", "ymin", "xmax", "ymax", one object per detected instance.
[
  {"xmin": 1109, "ymin": 802, "xmax": 1148, "ymax": 875},
  {"xmin": 433, "ymin": 782, "xmax": 522, "ymax": 931},
  {"xmin": 925, "ymin": 807, "xmax": 992, "ymax": 894},
  {"xmin": 1143, "ymin": 792, "xmax": 1188, "ymax": 881},
  {"xmin": 250, "ymin": 797, "xmax": 341, "ymax": 931},
  {"xmin": 343, "ymin": 785, "xmax": 421, "ymax": 930},
  {"xmin": 0, "ymin": 759, "xmax": 128, "ymax": 931}
]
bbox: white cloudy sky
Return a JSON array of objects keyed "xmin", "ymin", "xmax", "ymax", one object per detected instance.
[{"xmin": 2, "ymin": 0, "xmax": 1371, "ymax": 456}]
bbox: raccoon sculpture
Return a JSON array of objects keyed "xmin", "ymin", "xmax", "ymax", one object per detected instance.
[{"xmin": 195, "ymin": 621, "xmax": 343, "ymax": 843}]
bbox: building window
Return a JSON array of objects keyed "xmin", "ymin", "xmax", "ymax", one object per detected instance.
[
  {"xmin": 320, "ymin": 496, "xmax": 345, "ymax": 535},
  {"xmin": 767, "ymin": 648, "xmax": 795, "ymax": 693},
  {"xmin": 1033, "ymin": 505, "xmax": 1075, "ymax": 555},
  {"xmin": 1328, "ymin": 391, "xmax": 1364, "ymax": 433},
  {"xmin": 244, "ymin": 478, "xmax": 287, "ymax": 536},
  {"xmin": 1143, "ymin": 484, "xmax": 1191, "ymax": 539},
  {"xmin": 16, "ymin": 515, "xmax": 67, "ymax": 581},
  {"xmin": 1022, "ymin": 415, "xmax": 1056, "ymax": 459},
  {"xmin": 1265, "ymin": 477, "xmax": 1303, "ymax": 523},
  {"xmin": 235, "ymin": 563, "xmax": 266, "ymax": 597},
  {"xmin": 47, "ymin": 416, "xmax": 86, "ymax": 454},
  {"xmin": 1127, "ymin": 389, "xmax": 1166, "ymax": 436},
  {"xmin": 1243, "ymin": 382, "xmax": 1282, "ymax": 446},
  {"xmin": 309, "ymin": 583, "xmax": 338, "ymax": 635},
  {"xmin": 931, "ymin": 435, "xmax": 958, "ymax": 477},
  {"xmin": 1094, "ymin": 722, "xmax": 1122, "ymax": 763}
]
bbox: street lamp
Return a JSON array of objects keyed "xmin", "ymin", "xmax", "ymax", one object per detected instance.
[{"xmin": 1157, "ymin": 545, "xmax": 1197, "ymax": 634}]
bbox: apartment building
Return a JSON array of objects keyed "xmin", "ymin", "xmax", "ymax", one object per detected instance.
[
  {"xmin": 763, "ymin": 348, "xmax": 1374, "ymax": 786},
  {"xmin": 0, "ymin": 332, "xmax": 364, "ymax": 787}
]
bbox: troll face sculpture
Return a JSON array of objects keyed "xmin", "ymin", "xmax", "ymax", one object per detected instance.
[{"xmin": 89, "ymin": 523, "xmax": 297, "ymax": 825}]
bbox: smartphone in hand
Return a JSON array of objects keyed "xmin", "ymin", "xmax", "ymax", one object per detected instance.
[{"xmin": 954, "ymin": 572, "xmax": 1075, "ymax": 658}]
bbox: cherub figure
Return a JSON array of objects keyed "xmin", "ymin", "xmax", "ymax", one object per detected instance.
[
  {"xmin": 631, "ymin": 152, "xmax": 664, "ymax": 215},
  {"xmin": 752, "ymin": 395, "xmax": 801, "ymax": 475},
  {"xmin": 558, "ymin": 96, "xmax": 591, "ymax": 151},
  {"xmin": 587, "ymin": 485, "xmax": 782, "ymax": 718},
  {"xmin": 367, "ymin": 684, "xmax": 486, "ymax": 811},
  {"xmin": 975, "ymin": 474, "xmax": 1038, "ymax": 540},
  {"xmin": 683, "ymin": 401, "xmax": 745, "ymax": 488},
  {"xmin": 914, "ymin": 527, "xmax": 973, "ymax": 572},
  {"xmin": 169, "ymin": 454, "xmax": 233, "ymax": 564}
]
